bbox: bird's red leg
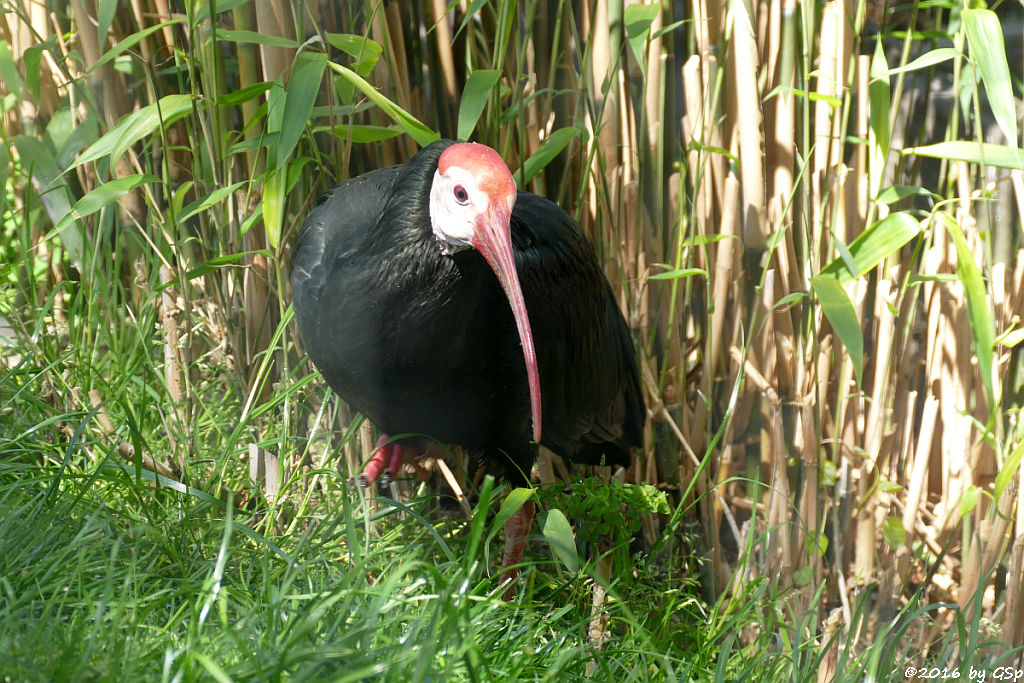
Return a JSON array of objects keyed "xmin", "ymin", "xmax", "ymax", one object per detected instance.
[
  {"xmin": 500, "ymin": 499, "xmax": 536, "ymax": 592},
  {"xmin": 359, "ymin": 435, "xmax": 431, "ymax": 487},
  {"xmin": 359, "ymin": 435, "xmax": 398, "ymax": 487}
]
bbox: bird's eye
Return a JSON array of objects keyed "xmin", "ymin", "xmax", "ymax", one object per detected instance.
[{"xmin": 453, "ymin": 185, "xmax": 469, "ymax": 204}]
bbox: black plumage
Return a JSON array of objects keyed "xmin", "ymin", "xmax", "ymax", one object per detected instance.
[{"xmin": 290, "ymin": 139, "xmax": 643, "ymax": 487}]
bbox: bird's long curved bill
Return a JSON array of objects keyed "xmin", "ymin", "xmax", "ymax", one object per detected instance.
[{"xmin": 473, "ymin": 206, "xmax": 542, "ymax": 443}]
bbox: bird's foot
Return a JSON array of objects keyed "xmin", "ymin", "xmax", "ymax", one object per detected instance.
[
  {"xmin": 359, "ymin": 435, "xmax": 431, "ymax": 488},
  {"xmin": 499, "ymin": 499, "xmax": 536, "ymax": 599}
]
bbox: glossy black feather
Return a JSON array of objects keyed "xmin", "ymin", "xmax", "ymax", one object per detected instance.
[{"xmin": 291, "ymin": 140, "xmax": 643, "ymax": 485}]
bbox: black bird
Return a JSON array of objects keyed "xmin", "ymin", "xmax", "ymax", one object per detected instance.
[{"xmin": 290, "ymin": 139, "xmax": 644, "ymax": 576}]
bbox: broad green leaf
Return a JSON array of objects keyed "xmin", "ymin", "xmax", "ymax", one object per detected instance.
[
  {"xmin": 876, "ymin": 184, "xmax": 938, "ymax": 205},
  {"xmin": 942, "ymin": 215, "xmax": 996, "ymax": 412},
  {"xmin": 515, "ymin": 127, "xmax": 582, "ymax": 186},
  {"xmin": 23, "ymin": 44, "xmax": 42, "ymax": 103},
  {"xmin": 325, "ymin": 33, "xmax": 382, "ymax": 76},
  {"xmin": 542, "ymin": 508, "xmax": 580, "ymax": 573},
  {"xmin": 331, "ymin": 124, "xmax": 403, "ymax": 143},
  {"xmin": 97, "ymin": 0, "xmax": 118, "ymax": 53},
  {"xmin": 820, "ymin": 212, "xmax": 921, "ymax": 283},
  {"xmin": 219, "ymin": 82, "xmax": 274, "ymax": 106},
  {"xmin": 91, "ymin": 19, "xmax": 184, "ymax": 71},
  {"xmin": 50, "ymin": 174, "xmax": 158, "ymax": 239},
  {"xmin": 327, "ymin": 62, "xmax": 439, "ymax": 147},
  {"xmin": 648, "ymin": 267, "xmax": 706, "ymax": 281},
  {"xmin": 905, "ymin": 141, "xmax": 1024, "ymax": 170},
  {"xmin": 215, "ymin": 29, "xmax": 300, "ymax": 48},
  {"xmin": 624, "ymin": 3, "xmax": 660, "ymax": 70},
  {"xmin": 75, "ymin": 94, "xmax": 193, "ymax": 168},
  {"xmin": 0, "ymin": 144, "xmax": 8, "ymax": 214},
  {"xmin": 804, "ymin": 530, "xmax": 828, "ymax": 558},
  {"xmin": 262, "ymin": 166, "xmax": 286, "ymax": 249},
  {"xmin": 178, "ymin": 181, "xmax": 247, "ymax": 224},
  {"xmin": 880, "ymin": 517, "xmax": 906, "ymax": 548},
  {"xmin": 487, "ymin": 488, "xmax": 534, "ymax": 549},
  {"xmin": 0, "ymin": 41, "xmax": 20, "ymax": 99},
  {"xmin": 887, "ymin": 47, "xmax": 960, "ymax": 75},
  {"xmin": 277, "ymin": 51, "xmax": 327, "ymax": 170},
  {"xmin": 457, "ymin": 69, "xmax": 501, "ymax": 141},
  {"xmin": 995, "ymin": 439, "xmax": 1024, "ymax": 501},
  {"xmin": 963, "ymin": 10, "xmax": 1017, "ymax": 145},
  {"xmin": 960, "ymin": 485, "xmax": 980, "ymax": 517},
  {"xmin": 868, "ymin": 40, "xmax": 890, "ymax": 199},
  {"xmin": 14, "ymin": 135, "xmax": 82, "ymax": 262},
  {"xmin": 811, "ymin": 275, "xmax": 864, "ymax": 386}
]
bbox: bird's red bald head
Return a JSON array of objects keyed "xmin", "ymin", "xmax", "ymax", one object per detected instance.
[{"xmin": 438, "ymin": 143, "xmax": 517, "ymax": 207}]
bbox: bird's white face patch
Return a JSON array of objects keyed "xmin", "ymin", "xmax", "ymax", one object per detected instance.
[{"xmin": 429, "ymin": 166, "xmax": 489, "ymax": 255}]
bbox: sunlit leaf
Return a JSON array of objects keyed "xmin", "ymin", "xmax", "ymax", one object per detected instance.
[
  {"xmin": 868, "ymin": 40, "xmax": 890, "ymax": 199},
  {"xmin": 905, "ymin": 141, "xmax": 1024, "ymax": 170},
  {"xmin": 515, "ymin": 127, "xmax": 581, "ymax": 186},
  {"xmin": 648, "ymin": 267, "xmax": 706, "ymax": 281},
  {"xmin": 75, "ymin": 94, "xmax": 194, "ymax": 168},
  {"xmin": 941, "ymin": 214, "xmax": 997, "ymax": 412},
  {"xmin": 325, "ymin": 33, "xmax": 382, "ymax": 76},
  {"xmin": 963, "ymin": 10, "xmax": 1017, "ymax": 145},
  {"xmin": 542, "ymin": 509, "xmax": 579, "ymax": 573},
  {"xmin": 277, "ymin": 51, "xmax": 327, "ymax": 169},
  {"xmin": 881, "ymin": 517, "xmax": 906, "ymax": 549},
  {"xmin": 49, "ymin": 174, "xmax": 158, "ymax": 239},
  {"xmin": 811, "ymin": 275, "xmax": 864, "ymax": 386},
  {"xmin": 457, "ymin": 69, "xmax": 501, "ymax": 141},
  {"xmin": 327, "ymin": 62, "xmax": 439, "ymax": 147},
  {"xmin": 887, "ymin": 47, "xmax": 960, "ymax": 75},
  {"xmin": 215, "ymin": 29, "xmax": 300, "ymax": 48},
  {"xmin": 820, "ymin": 212, "xmax": 922, "ymax": 283},
  {"xmin": 995, "ymin": 440, "xmax": 1024, "ymax": 501},
  {"xmin": 624, "ymin": 3, "xmax": 660, "ymax": 70}
]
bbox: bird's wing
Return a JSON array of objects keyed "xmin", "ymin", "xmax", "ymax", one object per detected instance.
[
  {"xmin": 511, "ymin": 192, "xmax": 644, "ymax": 467},
  {"xmin": 290, "ymin": 165, "xmax": 403, "ymax": 343}
]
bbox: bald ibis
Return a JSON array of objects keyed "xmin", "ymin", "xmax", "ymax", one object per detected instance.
[{"xmin": 290, "ymin": 139, "xmax": 643, "ymax": 579}]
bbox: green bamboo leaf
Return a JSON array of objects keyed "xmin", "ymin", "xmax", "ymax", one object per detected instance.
[
  {"xmin": 331, "ymin": 124, "xmax": 403, "ymax": 143},
  {"xmin": 14, "ymin": 135, "xmax": 81, "ymax": 262},
  {"xmin": 75, "ymin": 94, "xmax": 193, "ymax": 168},
  {"xmin": 457, "ymin": 69, "xmax": 501, "ymax": 141},
  {"xmin": 960, "ymin": 485, "xmax": 980, "ymax": 517},
  {"xmin": 905, "ymin": 141, "xmax": 1024, "ymax": 170},
  {"xmin": 91, "ymin": 19, "xmax": 185, "ymax": 71},
  {"xmin": 277, "ymin": 51, "xmax": 327, "ymax": 170},
  {"xmin": 880, "ymin": 517, "xmax": 906, "ymax": 549},
  {"xmin": 48, "ymin": 174, "xmax": 158, "ymax": 240},
  {"xmin": 262, "ymin": 166, "xmax": 287, "ymax": 249},
  {"xmin": 515, "ymin": 127, "xmax": 581, "ymax": 186},
  {"xmin": 876, "ymin": 185, "xmax": 938, "ymax": 205},
  {"xmin": 941, "ymin": 214, "xmax": 997, "ymax": 412},
  {"xmin": 178, "ymin": 181, "xmax": 247, "ymax": 224},
  {"xmin": 963, "ymin": 10, "xmax": 1017, "ymax": 145},
  {"xmin": 624, "ymin": 3, "xmax": 660, "ymax": 71},
  {"xmin": 219, "ymin": 82, "xmax": 274, "ymax": 106},
  {"xmin": 811, "ymin": 275, "xmax": 864, "ymax": 386},
  {"xmin": 820, "ymin": 212, "xmax": 922, "ymax": 283},
  {"xmin": 215, "ymin": 29, "xmax": 300, "ymax": 48},
  {"xmin": 325, "ymin": 33, "xmax": 382, "ymax": 76},
  {"xmin": 0, "ymin": 40, "xmax": 21, "ymax": 99},
  {"xmin": 887, "ymin": 47, "xmax": 960, "ymax": 75},
  {"xmin": 489, "ymin": 487, "xmax": 534, "ymax": 545},
  {"xmin": 648, "ymin": 267, "xmax": 706, "ymax": 281},
  {"xmin": 868, "ymin": 40, "xmax": 890, "ymax": 199},
  {"xmin": 23, "ymin": 44, "xmax": 42, "ymax": 103},
  {"xmin": 326, "ymin": 62, "xmax": 439, "ymax": 147},
  {"xmin": 542, "ymin": 508, "xmax": 579, "ymax": 573},
  {"xmin": 995, "ymin": 440, "xmax": 1024, "ymax": 501},
  {"xmin": 97, "ymin": 0, "xmax": 118, "ymax": 52}
]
